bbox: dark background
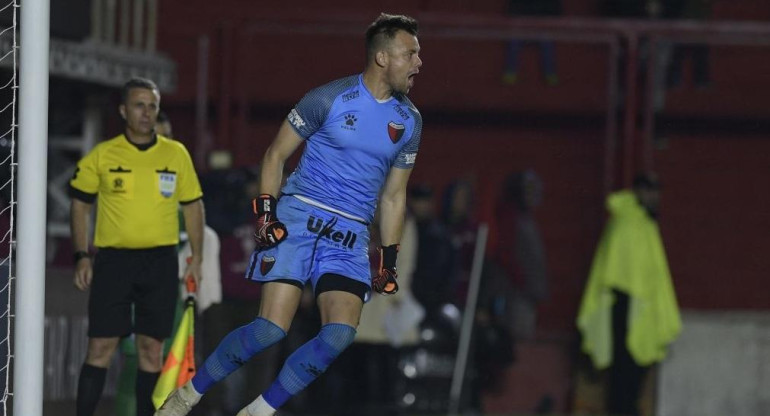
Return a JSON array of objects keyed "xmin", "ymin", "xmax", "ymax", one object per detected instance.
[{"xmin": 133, "ymin": 0, "xmax": 770, "ymax": 336}]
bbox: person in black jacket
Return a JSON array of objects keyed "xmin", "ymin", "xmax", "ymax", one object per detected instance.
[{"xmin": 408, "ymin": 184, "xmax": 455, "ymax": 316}]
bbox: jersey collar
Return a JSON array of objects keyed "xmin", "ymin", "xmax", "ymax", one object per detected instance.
[
  {"xmin": 123, "ymin": 133, "xmax": 158, "ymax": 151},
  {"xmin": 359, "ymin": 74, "xmax": 395, "ymax": 104}
]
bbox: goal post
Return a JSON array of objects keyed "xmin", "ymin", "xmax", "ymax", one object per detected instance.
[{"xmin": 14, "ymin": 0, "xmax": 49, "ymax": 415}]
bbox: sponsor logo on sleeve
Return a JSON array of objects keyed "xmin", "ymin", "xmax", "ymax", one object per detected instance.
[
  {"xmin": 342, "ymin": 90, "xmax": 360, "ymax": 102},
  {"xmin": 393, "ymin": 104, "xmax": 411, "ymax": 121},
  {"xmin": 404, "ymin": 153, "xmax": 417, "ymax": 165},
  {"xmin": 288, "ymin": 108, "xmax": 306, "ymax": 129}
]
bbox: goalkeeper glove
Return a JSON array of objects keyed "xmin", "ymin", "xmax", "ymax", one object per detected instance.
[
  {"xmin": 372, "ymin": 244, "xmax": 399, "ymax": 295},
  {"xmin": 253, "ymin": 194, "xmax": 288, "ymax": 249}
]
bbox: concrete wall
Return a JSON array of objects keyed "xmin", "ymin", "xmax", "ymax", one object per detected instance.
[{"xmin": 657, "ymin": 311, "xmax": 770, "ymax": 416}]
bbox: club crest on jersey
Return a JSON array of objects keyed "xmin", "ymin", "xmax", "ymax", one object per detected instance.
[
  {"xmin": 157, "ymin": 169, "xmax": 177, "ymax": 198},
  {"xmin": 388, "ymin": 121, "xmax": 405, "ymax": 143},
  {"xmin": 260, "ymin": 255, "xmax": 275, "ymax": 275}
]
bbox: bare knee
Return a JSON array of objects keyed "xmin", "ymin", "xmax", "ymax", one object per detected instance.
[
  {"xmin": 317, "ymin": 290, "xmax": 363, "ymax": 327},
  {"xmin": 136, "ymin": 334, "xmax": 164, "ymax": 372},
  {"xmin": 85, "ymin": 337, "xmax": 120, "ymax": 368},
  {"xmin": 258, "ymin": 282, "xmax": 304, "ymax": 331}
]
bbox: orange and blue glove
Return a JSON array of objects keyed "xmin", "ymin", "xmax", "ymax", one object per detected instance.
[
  {"xmin": 253, "ymin": 194, "xmax": 288, "ymax": 249},
  {"xmin": 372, "ymin": 244, "xmax": 399, "ymax": 295}
]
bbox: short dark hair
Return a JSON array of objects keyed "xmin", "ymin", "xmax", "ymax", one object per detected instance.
[
  {"xmin": 365, "ymin": 13, "xmax": 419, "ymax": 63},
  {"xmin": 121, "ymin": 77, "xmax": 159, "ymax": 104}
]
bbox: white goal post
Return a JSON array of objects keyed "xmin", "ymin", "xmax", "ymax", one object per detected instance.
[{"xmin": 14, "ymin": 0, "xmax": 49, "ymax": 415}]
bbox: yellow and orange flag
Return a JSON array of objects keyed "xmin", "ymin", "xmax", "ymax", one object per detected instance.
[{"xmin": 152, "ymin": 277, "xmax": 197, "ymax": 409}]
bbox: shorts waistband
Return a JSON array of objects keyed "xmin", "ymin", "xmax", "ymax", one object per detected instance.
[
  {"xmin": 284, "ymin": 194, "xmax": 369, "ymax": 225},
  {"xmin": 97, "ymin": 245, "xmax": 177, "ymax": 254}
]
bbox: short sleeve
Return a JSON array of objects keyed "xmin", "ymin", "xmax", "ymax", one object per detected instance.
[
  {"xmin": 69, "ymin": 148, "xmax": 100, "ymax": 198},
  {"xmin": 394, "ymin": 109, "xmax": 422, "ymax": 169},
  {"xmin": 288, "ymin": 87, "xmax": 334, "ymax": 138},
  {"xmin": 287, "ymin": 76, "xmax": 358, "ymax": 138},
  {"xmin": 175, "ymin": 143, "xmax": 203, "ymax": 204}
]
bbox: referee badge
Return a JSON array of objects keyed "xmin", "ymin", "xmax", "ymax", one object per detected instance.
[{"xmin": 157, "ymin": 169, "xmax": 177, "ymax": 198}]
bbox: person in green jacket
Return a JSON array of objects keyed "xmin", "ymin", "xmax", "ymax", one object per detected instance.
[{"xmin": 577, "ymin": 173, "xmax": 681, "ymax": 416}]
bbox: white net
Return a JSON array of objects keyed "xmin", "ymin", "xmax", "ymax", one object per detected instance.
[{"xmin": 0, "ymin": 0, "xmax": 15, "ymax": 414}]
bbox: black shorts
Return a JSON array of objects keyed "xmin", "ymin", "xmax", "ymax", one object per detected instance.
[
  {"xmin": 272, "ymin": 273, "xmax": 369, "ymax": 302},
  {"xmin": 88, "ymin": 245, "xmax": 178, "ymax": 340}
]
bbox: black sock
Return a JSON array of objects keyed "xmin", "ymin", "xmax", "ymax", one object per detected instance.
[
  {"xmin": 136, "ymin": 370, "xmax": 160, "ymax": 416},
  {"xmin": 76, "ymin": 363, "xmax": 107, "ymax": 416}
]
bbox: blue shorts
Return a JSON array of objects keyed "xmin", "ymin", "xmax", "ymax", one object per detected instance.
[{"xmin": 246, "ymin": 195, "xmax": 371, "ymax": 292}]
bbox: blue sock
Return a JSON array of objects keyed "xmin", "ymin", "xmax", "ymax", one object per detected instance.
[
  {"xmin": 192, "ymin": 317, "xmax": 286, "ymax": 393},
  {"xmin": 263, "ymin": 323, "xmax": 356, "ymax": 409}
]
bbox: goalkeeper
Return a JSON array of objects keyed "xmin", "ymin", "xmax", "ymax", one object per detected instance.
[{"xmin": 156, "ymin": 12, "xmax": 423, "ymax": 416}]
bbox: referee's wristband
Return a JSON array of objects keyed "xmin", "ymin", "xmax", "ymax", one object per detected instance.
[{"xmin": 73, "ymin": 251, "xmax": 91, "ymax": 264}]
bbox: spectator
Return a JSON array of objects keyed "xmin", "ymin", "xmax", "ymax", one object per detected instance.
[
  {"xmin": 441, "ymin": 178, "xmax": 479, "ymax": 308},
  {"xmin": 494, "ymin": 170, "xmax": 548, "ymax": 340},
  {"xmin": 440, "ymin": 178, "xmax": 486, "ymax": 412},
  {"xmin": 199, "ymin": 151, "xmax": 246, "ymax": 236},
  {"xmin": 156, "ymin": 111, "xmax": 173, "ymax": 139},
  {"xmin": 471, "ymin": 170, "xmax": 548, "ymax": 399},
  {"xmin": 665, "ymin": 0, "xmax": 712, "ymax": 89},
  {"xmin": 502, "ymin": 0, "xmax": 561, "ymax": 86},
  {"xmin": 577, "ymin": 173, "xmax": 682, "ymax": 416},
  {"xmin": 408, "ymin": 184, "xmax": 454, "ymax": 319}
]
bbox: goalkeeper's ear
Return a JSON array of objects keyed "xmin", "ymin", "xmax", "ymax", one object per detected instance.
[{"xmin": 375, "ymin": 50, "xmax": 388, "ymax": 68}]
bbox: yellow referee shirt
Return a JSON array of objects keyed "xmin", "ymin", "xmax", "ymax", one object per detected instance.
[{"xmin": 70, "ymin": 134, "xmax": 203, "ymax": 249}]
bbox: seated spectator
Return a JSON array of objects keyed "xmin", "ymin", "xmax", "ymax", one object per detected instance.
[{"xmin": 503, "ymin": 0, "xmax": 561, "ymax": 86}]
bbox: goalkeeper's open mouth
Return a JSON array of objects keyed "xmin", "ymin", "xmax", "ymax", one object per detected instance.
[{"xmin": 408, "ymin": 72, "xmax": 418, "ymax": 88}]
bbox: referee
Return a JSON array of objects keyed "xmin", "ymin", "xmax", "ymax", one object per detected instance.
[{"xmin": 69, "ymin": 77, "xmax": 204, "ymax": 416}]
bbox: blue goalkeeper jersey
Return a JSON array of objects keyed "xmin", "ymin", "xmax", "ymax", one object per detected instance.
[{"xmin": 282, "ymin": 74, "xmax": 422, "ymax": 224}]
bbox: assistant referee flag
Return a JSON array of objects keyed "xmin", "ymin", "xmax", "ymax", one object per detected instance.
[{"xmin": 152, "ymin": 297, "xmax": 196, "ymax": 409}]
